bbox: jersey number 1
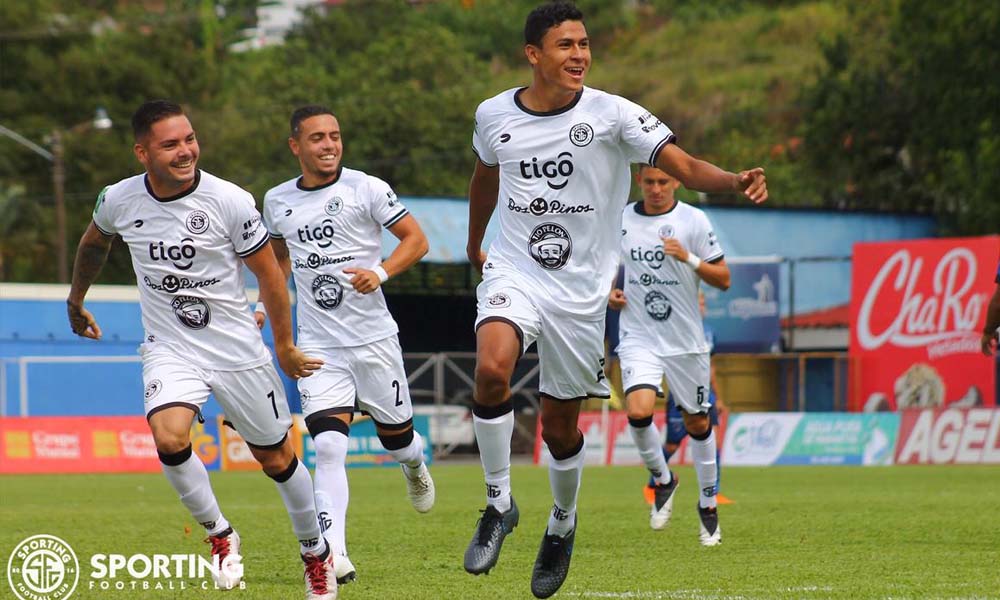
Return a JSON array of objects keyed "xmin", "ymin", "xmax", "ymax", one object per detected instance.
[{"xmin": 267, "ymin": 390, "xmax": 278, "ymax": 419}]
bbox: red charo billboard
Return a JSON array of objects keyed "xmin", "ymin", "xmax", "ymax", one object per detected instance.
[{"xmin": 849, "ymin": 236, "xmax": 999, "ymax": 411}]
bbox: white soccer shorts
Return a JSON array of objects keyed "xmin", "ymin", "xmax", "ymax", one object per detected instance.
[
  {"xmin": 142, "ymin": 350, "xmax": 292, "ymax": 448},
  {"xmin": 475, "ymin": 277, "xmax": 611, "ymax": 401},
  {"xmin": 618, "ymin": 349, "xmax": 711, "ymax": 415},
  {"xmin": 297, "ymin": 335, "xmax": 413, "ymax": 426}
]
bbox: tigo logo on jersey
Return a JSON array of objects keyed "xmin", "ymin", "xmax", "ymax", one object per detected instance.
[
  {"xmin": 528, "ymin": 223, "xmax": 572, "ymax": 270},
  {"xmin": 518, "ymin": 152, "xmax": 574, "ymax": 190},
  {"xmin": 171, "ymin": 296, "xmax": 211, "ymax": 329},
  {"xmin": 186, "ymin": 210, "xmax": 210, "ymax": 234},
  {"xmin": 7, "ymin": 535, "xmax": 79, "ymax": 600},
  {"xmin": 569, "ymin": 123, "xmax": 594, "ymax": 147},
  {"xmin": 644, "ymin": 291, "xmax": 672, "ymax": 321},
  {"xmin": 297, "ymin": 219, "xmax": 336, "ymax": 248},
  {"xmin": 148, "ymin": 239, "xmax": 196, "ymax": 271},
  {"xmin": 312, "ymin": 274, "xmax": 344, "ymax": 310}
]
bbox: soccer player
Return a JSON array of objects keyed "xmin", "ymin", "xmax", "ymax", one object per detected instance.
[
  {"xmin": 981, "ymin": 261, "xmax": 1000, "ymax": 356},
  {"xmin": 611, "ymin": 164, "xmax": 730, "ymax": 545},
  {"xmin": 464, "ymin": 3, "xmax": 766, "ymax": 596},
  {"xmin": 66, "ymin": 100, "xmax": 337, "ymax": 600},
  {"xmin": 257, "ymin": 105, "xmax": 435, "ymax": 585}
]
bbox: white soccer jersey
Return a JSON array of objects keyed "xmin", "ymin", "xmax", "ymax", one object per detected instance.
[
  {"xmin": 92, "ymin": 170, "xmax": 272, "ymax": 370},
  {"xmin": 617, "ymin": 200, "xmax": 724, "ymax": 356},
  {"xmin": 472, "ymin": 86, "xmax": 676, "ymax": 318},
  {"xmin": 262, "ymin": 168, "xmax": 405, "ymax": 349}
]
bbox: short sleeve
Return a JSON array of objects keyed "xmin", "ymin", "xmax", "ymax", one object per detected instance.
[
  {"xmin": 367, "ymin": 177, "xmax": 409, "ymax": 229},
  {"xmin": 617, "ymin": 97, "xmax": 676, "ymax": 166},
  {"xmin": 92, "ymin": 186, "xmax": 116, "ymax": 236},
  {"xmin": 694, "ymin": 211, "xmax": 724, "ymax": 263},
  {"xmin": 227, "ymin": 193, "xmax": 270, "ymax": 258},
  {"xmin": 472, "ymin": 107, "xmax": 498, "ymax": 167},
  {"xmin": 261, "ymin": 192, "xmax": 283, "ymax": 239}
]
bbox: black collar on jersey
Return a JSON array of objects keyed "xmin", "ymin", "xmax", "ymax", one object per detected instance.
[
  {"xmin": 296, "ymin": 166, "xmax": 343, "ymax": 191},
  {"xmin": 514, "ymin": 87, "xmax": 583, "ymax": 117},
  {"xmin": 145, "ymin": 170, "xmax": 201, "ymax": 203},
  {"xmin": 634, "ymin": 199, "xmax": 679, "ymax": 217}
]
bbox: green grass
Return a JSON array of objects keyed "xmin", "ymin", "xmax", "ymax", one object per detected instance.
[{"xmin": 3, "ymin": 465, "xmax": 999, "ymax": 599}]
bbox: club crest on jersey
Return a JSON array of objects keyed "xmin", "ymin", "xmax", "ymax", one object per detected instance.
[
  {"xmin": 144, "ymin": 379, "xmax": 162, "ymax": 400},
  {"xmin": 644, "ymin": 291, "xmax": 672, "ymax": 321},
  {"xmin": 325, "ymin": 197, "xmax": 343, "ymax": 216},
  {"xmin": 312, "ymin": 274, "xmax": 344, "ymax": 310},
  {"xmin": 528, "ymin": 223, "xmax": 572, "ymax": 271},
  {"xmin": 171, "ymin": 296, "xmax": 211, "ymax": 329},
  {"xmin": 658, "ymin": 224, "xmax": 675, "ymax": 239},
  {"xmin": 569, "ymin": 123, "xmax": 594, "ymax": 147},
  {"xmin": 486, "ymin": 293, "xmax": 511, "ymax": 309},
  {"xmin": 186, "ymin": 210, "xmax": 210, "ymax": 234},
  {"xmin": 623, "ymin": 366, "xmax": 634, "ymax": 380}
]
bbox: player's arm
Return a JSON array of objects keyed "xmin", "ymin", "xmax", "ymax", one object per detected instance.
[
  {"xmin": 345, "ymin": 214, "xmax": 428, "ymax": 294},
  {"xmin": 467, "ymin": 160, "xmax": 500, "ymax": 272},
  {"xmin": 253, "ymin": 238, "xmax": 293, "ymax": 328},
  {"xmin": 656, "ymin": 144, "xmax": 767, "ymax": 204},
  {"xmin": 661, "ymin": 236, "xmax": 730, "ymax": 291},
  {"xmin": 66, "ymin": 222, "xmax": 114, "ymax": 339},
  {"xmin": 243, "ymin": 244, "xmax": 322, "ymax": 379},
  {"xmin": 981, "ymin": 283, "xmax": 1000, "ymax": 356},
  {"xmin": 608, "ymin": 267, "xmax": 626, "ymax": 310}
]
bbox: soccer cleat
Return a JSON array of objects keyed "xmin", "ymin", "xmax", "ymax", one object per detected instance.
[
  {"xmin": 334, "ymin": 554, "xmax": 356, "ymax": 585},
  {"xmin": 698, "ymin": 504, "xmax": 722, "ymax": 546},
  {"xmin": 530, "ymin": 517, "xmax": 577, "ymax": 599},
  {"xmin": 650, "ymin": 476, "xmax": 679, "ymax": 530},
  {"xmin": 205, "ymin": 527, "xmax": 242, "ymax": 590},
  {"xmin": 463, "ymin": 496, "xmax": 519, "ymax": 575},
  {"xmin": 302, "ymin": 547, "xmax": 338, "ymax": 599},
  {"xmin": 403, "ymin": 463, "xmax": 436, "ymax": 513}
]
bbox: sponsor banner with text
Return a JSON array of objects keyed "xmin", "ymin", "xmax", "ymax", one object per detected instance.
[
  {"xmin": 0, "ymin": 417, "xmax": 159, "ymax": 473},
  {"xmin": 704, "ymin": 261, "xmax": 781, "ymax": 352},
  {"xmin": 895, "ymin": 408, "xmax": 1000, "ymax": 464},
  {"xmin": 849, "ymin": 236, "xmax": 999, "ymax": 411},
  {"xmin": 300, "ymin": 415, "xmax": 432, "ymax": 469}
]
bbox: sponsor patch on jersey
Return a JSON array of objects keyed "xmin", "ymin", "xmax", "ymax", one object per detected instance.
[
  {"xmin": 325, "ymin": 197, "xmax": 343, "ymax": 216},
  {"xmin": 144, "ymin": 379, "xmax": 162, "ymax": 400},
  {"xmin": 528, "ymin": 223, "xmax": 572, "ymax": 271},
  {"xmin": 569, "ymin": 122, "xmax": 594, "ymax": 147},
  {"xmin": 486, "ymin": 293, "xmax": 511, "ymax": 309},
  {"xmin": 144, "ymin": 274, "xmax": 220, "ymax": 293},
  {"xmin": 312, "ymin": 274, "xmax": 344, "ymax": 310},
  {"xmin": 644, "ymin": 290, "xmax": 672, "ymax": 321},
  {"xmin": 186, "ymin": 210, "xmax": 210, "ymax": 234},
  {"xmin": 171, "ymin": 295, "xmax": 211, "ymax": 329},
  {"xmin": 508, "ymin": 197, "xmax": 595, "ymax": 216}
]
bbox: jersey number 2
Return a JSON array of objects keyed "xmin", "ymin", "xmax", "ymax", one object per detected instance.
[{"xmin": 392, "ymin": 380, "xmax": 402, "ymax": 407}]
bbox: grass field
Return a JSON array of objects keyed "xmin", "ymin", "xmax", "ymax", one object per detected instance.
[{"xmin": 3, "ymin": 464, "xmax": 1000, "ymax": 599}]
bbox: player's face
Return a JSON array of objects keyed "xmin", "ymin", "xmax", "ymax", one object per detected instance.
[
  {"xmin": 291, "ymin": 114, "xmax": 343, "ymax": 182},
  {"xmin": 638, "ymin": 166, "xmax": 680, "ymax": 210},
  {"xmin": 539, "ymin": 244, "xmax": 563, "ymax": 266},
  {"xmin": 527, "ymin": 20, "xmax": 590, "ymax": 93},
  {"xmin": 135, "ymin": 115, "xmax": 199, "ymax": 192}
]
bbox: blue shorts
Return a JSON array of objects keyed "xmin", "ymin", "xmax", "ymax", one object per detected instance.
[{"xmin": 665, "ymin": 392, "xmax": 718, "ymax": 445}]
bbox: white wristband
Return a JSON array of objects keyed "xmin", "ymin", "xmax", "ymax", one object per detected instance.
[
  {"xmin": 254, "ymin": 302, "xmax": 267, "ymax": 314},
  {"xmin": 373, "ymin": 265, "xmax": 390, "ymax": 283},
  {"xmin": 685, "ymin": 254, "xmax": 702, "ymax": 271}
]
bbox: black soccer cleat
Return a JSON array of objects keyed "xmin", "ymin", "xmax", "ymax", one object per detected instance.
[
  {"xmin": 650, "ymin": 475, "xmax": 678, "ymax": 530},
  {"xmin": 530, "ymin": 516, "xmax": 576, "ymax": 599},
  {"xmin": 698, "ymin": 504, "xmax": 722, "ymax": 546},
  {"xmin": 463, "ymin": 496, "xmax": 519, "ymax": 575}
]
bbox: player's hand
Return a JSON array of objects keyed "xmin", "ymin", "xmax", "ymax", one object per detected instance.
[
  {"xmin": 982, "ymin": 331, "xmax": 998, "ymax": 356},
  {"xmin": 661, "ymin": 237, "xmax": 689, "ymax": 262},
  {"xmin": 343, "ymin": 268, "xmax": 381, "ymax": 294},
  {"xmin": 67, "ymin": 301, "xmax": 102, "ymax": 340},
  {"xmin": 254, "ymin": 311, "xmax": 266, "ymax": 330},
  {"xmin": 276, "ymin": 345, "xmax": 324, "ymax": 380},
  {"xmin": 608, "ymin": 288, "xmax": 627, "ymax": 310},
  {"xmin": 737, "ymin": 168, "xmax": 767, "ymax": 204},
  {"xmin": 467, "ymin": 245, "xmax": 487, "ymax": 273}
]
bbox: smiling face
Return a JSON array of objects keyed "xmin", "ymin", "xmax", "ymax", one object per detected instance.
[
  {"xmin": 638, "ymin": 165, "xmax": 681, "ymax": 212},
  {"xmin": 290, "ymin": 114, "xmax": 343, "ymax": 186},
  {"xmin": 134, "ymin": 115, "xmax": 199, "ymax": 195},
  {"xmin": 525, "ymin": 19, "xmax": 590, "ymax": 95}
]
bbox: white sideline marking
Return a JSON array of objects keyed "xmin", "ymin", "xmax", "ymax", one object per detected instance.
[{"xmin": 564, "ymin": 586, "xmax": 834, "ymax": 599}]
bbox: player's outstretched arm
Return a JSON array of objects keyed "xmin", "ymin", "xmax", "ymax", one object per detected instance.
[
  {"xmin": 346, "ymin": 214, "xmax": 429, "ymax": 294},
  {"xmin": 252, "ymin": 238, "xmax": 293, "ymax": 328},
  {"xmin": 244, "ymin": 244, "xmax": 323, "ymax": 379},
  {"xmin": 981, "ymin": 283, "xmax": 1000, "ymax": 356},
  {"xmin": 467, "ymin": 160, "xmax": 500, "ymax": 272},
  {"xmin": 656, "ymin": 144, "xmax": 767, "ymax": 204},
  {"xmin": 66, "ymin": 222, "xmax": 114, "ymax": 339},
  {"xmin": 662, "ymin": 237, "xmax": 731, "ymax": 291}
]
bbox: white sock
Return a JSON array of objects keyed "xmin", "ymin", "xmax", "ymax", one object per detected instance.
[
  {"xmin": 547, "ymin": 437, "xmax": 585, "ymax": 537},
  {"xmin": 474, "ymin": 410, "xmax": 513, "ymax": 512},
  {"xmin": 388, "ymin": 431, "xmax": 425, "ymax": 471},
  {"xmin": 160, "ymin": 446, "xmax": 230, "ymax": 536},
  {"xmin": 628, "ymin": 419, "xmax": 672, "ymax": 486},
  {"xmin": 313, "ymin": 431, "xmax": 349, "ymax": 556},
  {"xmin": 271, "ymin": 457, "xmax": 327, "ymax": 555},
  {"xmin": 689, "ymin": 429, "xmax": 718, "ymax": 509}
]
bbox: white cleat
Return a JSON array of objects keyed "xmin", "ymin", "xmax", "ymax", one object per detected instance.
[
  {"xmin": 403, "ymin": 463, "xmax": 435, "ymax": 513},
  {"xmin": 303, "ymin": 548, "xmax": 337, "ymax": 600},
  {"xmin": 334, "ymin": 554, "xmax": 356, "ymax": 585},
  {"xmin": 649, "ymin": 477, "xmax": 678, "ymax": 530},
  {"xmin": 205, "ymin": 527, "xmax": 243, "ymax": 590},
  {"xmin": 698, "ymin": 505, "xmax": 722, "ymax": 546}
]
